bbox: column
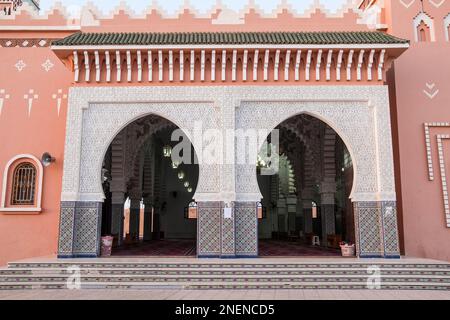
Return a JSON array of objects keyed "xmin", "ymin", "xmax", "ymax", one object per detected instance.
[
  {"xmin": 197, "ymin": 201, "xmax": 222, "ymax": 257},
  {"xmin": 58, "ymin": 201, "xmax": 102, "ymax": 258},
  {"xmin": 143, "ymin": 198, "xmax": 153, "ymax": 241},
  {"xmin": 234, "ymin": 202, "xmax": 258, "ymax": 257},
  {"xmin": 302, "ymin": 199, "xmax": 313, "ymax": 234},
  {"xmin": 320, "ymin": 182, "xmax": 336, "ymax": 246},
  {"xmin": 302, "ymin": 187, "xmax": 314, "ymax": 234},
  {"xmin": 129, "ymin": 195, "xmax": 141, "ymax": 242},
  {"xmin": 110, "ymin": 191, "xmax": 125, "ymax": 246},
  {"xmin": 353, "ymin": 201, "xmax": 400, "ymax": 258}
]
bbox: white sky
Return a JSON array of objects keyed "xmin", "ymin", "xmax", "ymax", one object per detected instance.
[{"xmin": 39, "ymin": 0, "xmax": 352, "ymax": 17}]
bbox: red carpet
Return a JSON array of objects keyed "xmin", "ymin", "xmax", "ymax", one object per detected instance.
[
  {"xmin": 112, "ymin": 239, "xmax": 196, "ymax": 257},
  {"xmin": 258, "ymin": 240, "xmax": 341, "ymax": 257},
  {"xmin": 111, "ymin": 239, "xmax": 340, "ymax": 257}
]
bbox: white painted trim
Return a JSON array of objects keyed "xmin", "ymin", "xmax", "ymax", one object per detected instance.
[
  {"xmin": 295, "ymin": 50, "xmax": 301, "ymax": 81},
  {"xmin": 0, "ymin": 208, "xmax": 42, "ymax": 213},
  {"xmin": 413, "ymin": 12, "xmax": 436, "ymax": 42},
  {"xmin": 0, "ymin": 26, "xmax": 81, "ymax": 31},
  {"xmin": 52, "ymin": 43, "xmax": 409, "ymax": 51},
  {"xmin": 179, "ymin": 50, "xmax": 183, "ymax": 82},
  {"xmin": 232, "ymin": 50, "xmax": 237, "ymax": 82},
  {"xmin": 190, "ymin": 50, "xmax": 195, "ymax": 82},
  {"xmin": 444, "ymin": 14, "xmax": 450, "ymax": 42},
  {"xmin": 200, "ymin": 50, "xmax": 205, "ymax": 82},
  {"xmin": 94, "ymin": 51, "xmax": 100, "ymax": 82},
  {"xmin": 0, "ymin": 154, "xmax": 43, "ymax": 213},
  {"xmin": 116, "ymin": 51, "xmax": 121, "ymax": 82},
  {"xmin": 326, "ymin": 50, "xmax": 333, "ymax": 81},
  {"xmin": 137, "ymin": 50, "xmax": 143, "ymax": 82},
  {"xmin": 253, "ymin": 50, "xmax": 259, "ymax": 81},
  {"xmin": 377, "ymin": 49, "xmax": 385, "ymax": 81},
  {"xmin": 168, "ymin": 50, "xmax": 173, "ymax": 82},
  {"xmin": 148, "ymin": 50, "xmax": 153, "ymax": 82},
  {"xmin": 221, "ymin": 50, "xmax": 227, "ymax": 81},
  {"xmin": 210, "ymin": 50, "xmax": 215, "ymax": 82},
  {"xmin": 158, "ymin": 50, "xmax": 163, "ymax": 82},
  {"xmin": 274, "ymin": 49, "xmax": 280, "ymax": 81},
  {"xmin": 83, "ymin": 51, "xmax": 90, "ymax": 82},
  {"xmin": 315, "ymin": 49, "xmax": 323, "ymax": 81},
  {"xmin": 105, "ymin": 51, "xmax": 111, "ymax": 82},
  {"xmin": 263, "ymin": 49, "xmax": 270, "ymax": 81},
  {"xmin": 347, "ymin": 49, "xmax": 354, "ymax": 81},
  {"xmin": 284, "ymin": 50, "xmax": 291, "ymax": 81},
  {"xmin": 336, "ymin": 49, "xmax": 343, "ymax": 81},
  {"xmin": 357, "ymin": 50, "xmax": 365, "ymax": 81},
  {"xmin": 73, "ymin": 51, "xmax": 79, "ymax": 82},
  {"xmin": 126, "ymin": 50, "xmax": 132, "ymax": 82},
  {"xmin": 242, "ymin": 50, "xmax": 248, "ymax": 82},
  {"xmin": 367, "ymin": 49, "xmax": 375, "ymax": 81},
  {"xmin": 305, "ymin": 50, "xmax": 312, "ymax": 81}
]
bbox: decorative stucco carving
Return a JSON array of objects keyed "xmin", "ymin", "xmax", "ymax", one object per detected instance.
[{"xmin": 62, "ymin": 85, "xmax": 395, "ymax": 204}]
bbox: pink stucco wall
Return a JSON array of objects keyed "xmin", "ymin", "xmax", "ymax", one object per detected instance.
[
  {"xmin": 0, "ymin": 43, "xmax": 72, "ymax": 266},
  {"xmin": 384, "ymin": 1, "xmax": 450, "ymax": 261},
  {"xmin": 0, "ymin": 1, "xmax": 449, "ymax": 265}
]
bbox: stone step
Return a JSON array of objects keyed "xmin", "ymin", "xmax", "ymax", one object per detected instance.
[
  {"xmin": 8, "ymin": 262, "xmax": 450, "ymax": 269},
  {"xmin": 2, "ymin": 268, "xmax": 448, "ymax": 276},
  {"xmin": 1, "ymin": 281, "xmax": 449, "ymax": 291},
  {"xmin": 1, "ymin": 274, "xmax": 448, "ymax": 282}
]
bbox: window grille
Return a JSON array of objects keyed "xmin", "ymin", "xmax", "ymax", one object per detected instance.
[{"xmin": 11, "ymin": 162, "xmax": 36, "ymax": 205}]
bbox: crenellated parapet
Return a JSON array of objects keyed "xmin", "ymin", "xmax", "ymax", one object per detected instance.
[{"xmin": 0, "ymin": 0, "xmax": 387, "ymax": 32}]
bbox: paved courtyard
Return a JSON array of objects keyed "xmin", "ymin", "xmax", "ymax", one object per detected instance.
[{"xmin": 0, "ymin": 289, "xmax": 449, "ymax": 300}]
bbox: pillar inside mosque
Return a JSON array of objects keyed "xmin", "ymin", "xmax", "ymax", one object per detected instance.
[
  {"xmin": 143, "ymin": 198, "xmax": 153, "ymax": 241},
  {"xmin": 111, "ymin": 191, "xmax": 125, "ymax": 246},
  {"xmin": 129, "ymin": 195, "xmax": 141, "ymax": 242}
]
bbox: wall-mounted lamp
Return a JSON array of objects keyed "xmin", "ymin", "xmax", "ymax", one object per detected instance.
[
  {"xmin": 172, "ymin": 161, "xmax": 180, "ymax": 169},
  {"xmin": 163, "ymin": 145, "xmax": 172, "ymax": 158},
  {"xmin": 41, "ymin": 152, "xmax": 56, "ymax": 167}
]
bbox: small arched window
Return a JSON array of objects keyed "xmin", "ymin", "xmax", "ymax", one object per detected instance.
[
  {"xmin": 11, "ymin": 162, "xmax": 37, "ymax": 205},
  {"xmin": 1, "ymin": 154, "xmax": 43, "ymax": 213}
]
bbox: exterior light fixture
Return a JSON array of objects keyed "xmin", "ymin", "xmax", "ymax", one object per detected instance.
[
  {"xmin": 187, "ymin": 187, "xmax": 193, "ymax": 193},
  {"xmin": 184, "ymin": 181, "xmax": 190, "ymax": 188},
  {"xmin": 41, "ymin": 152, "xmax": 56, "ymax": 167},
  {"xmin": 163, "ymin": 145, "xmax": 172, "ymax": 158},
  {"xmin": 178, "ymin": 171, "xmax": 185, "ymax": 180}
]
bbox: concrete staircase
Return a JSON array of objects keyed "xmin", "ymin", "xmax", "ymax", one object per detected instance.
[{"xmin": 0, "ymin": 259, "xmax": 449, "ymax": 290}]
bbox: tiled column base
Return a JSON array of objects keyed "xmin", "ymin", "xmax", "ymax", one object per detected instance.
[
  {"xmin": 197, "ymin": 201, "xmax": 258, "ymax": 258},
  {"xmin": 197, "ymin": 202, "xmax": 222, "ymax": 257},
  {"xmin": 235, "ymin": 202, "xmax": 258, "ymax": 257},
  {"xmin": 354, "ymin": 201, "xmax": 400, "ymax": 258},
  {"xmin": 58, "ymin": 201, "xmax": 103, "ymax": 258}
]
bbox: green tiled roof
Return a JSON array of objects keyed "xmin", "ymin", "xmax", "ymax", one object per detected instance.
[{"xmin": 52, "ymin": 31, "xmax": 409, "ymax": 46}]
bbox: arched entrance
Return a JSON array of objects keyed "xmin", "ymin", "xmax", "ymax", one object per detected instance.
[
  {"xmin": 57, "ymin": 85, "xmax": 400, "ymax": 259},
  {"xmin": 99, "ymin": 115, "xmax": 199, "ymax": 256},
  {"xmin": 256, "ymin": 114, "xmax": 354, "ymax": 256}
]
